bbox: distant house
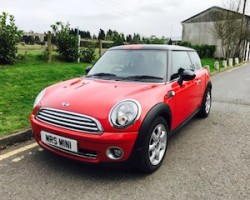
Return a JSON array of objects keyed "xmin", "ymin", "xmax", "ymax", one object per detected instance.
[
  {"xmin": 22, "ymin": 32, "xmax": 45, "ymax": 44},
  {"xmin": 182, "ymin": 6, "xmax": 250, "ymax": 59}
]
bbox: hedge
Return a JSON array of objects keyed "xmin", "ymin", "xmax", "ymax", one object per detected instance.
[{"xmin": 177, "ymin": 41, "xmax": 216, "ymax": 58}]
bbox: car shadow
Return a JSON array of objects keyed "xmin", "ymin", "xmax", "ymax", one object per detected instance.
[{"xmin": 32, "ymin": 148, "xmax": 149, "ymax": 181}]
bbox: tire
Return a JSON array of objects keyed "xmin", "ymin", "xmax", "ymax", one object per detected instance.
[
  {"xmin": 198, "ymin": 87, "xmax": 212, "ymax": 118},
  {"xmin": 137, "ymin": 117, "xmax": 168, "ymax": 173}
]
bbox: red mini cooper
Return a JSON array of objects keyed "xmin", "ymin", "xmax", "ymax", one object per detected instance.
[{"xmin": 30, "ymin": 45, "xmax": 212, "ymax": 173}]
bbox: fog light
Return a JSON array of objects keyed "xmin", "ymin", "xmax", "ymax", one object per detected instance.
[{"xmin": 106, "ymin": 147, "xmax": 124, "ymax": 160}]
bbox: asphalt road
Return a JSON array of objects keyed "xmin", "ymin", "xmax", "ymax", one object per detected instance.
[{"xmin": 0, "ymin": 64, "xmax": 250, "ymax": 200}]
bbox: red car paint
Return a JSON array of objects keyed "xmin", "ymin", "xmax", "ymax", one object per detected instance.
[{"xmin": 30, "ymin": 45, "xmax": 211, "ymax": 168}]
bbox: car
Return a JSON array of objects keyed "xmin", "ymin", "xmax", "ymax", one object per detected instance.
[{"xmin": 30, "ymin": 44, "xmax": 212, "ymax": 173}]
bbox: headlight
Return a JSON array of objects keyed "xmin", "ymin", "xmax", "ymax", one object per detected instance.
[
  {"xmin": 33, "ymin": 89, "xmax": 46, "ymax": 108},
  {"xmin": 109, "ymin": 99, "xmax": 141, "ymax": 128}
]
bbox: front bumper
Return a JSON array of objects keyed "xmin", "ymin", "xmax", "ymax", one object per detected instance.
[{"xmin": 30, "ymin": 114, "xmax": 138, "ymax": 163}]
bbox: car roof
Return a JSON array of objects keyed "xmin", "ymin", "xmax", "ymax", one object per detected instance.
[{"xmin": 109, "ymin": 44, "xmax": 195, "ymax": 51}]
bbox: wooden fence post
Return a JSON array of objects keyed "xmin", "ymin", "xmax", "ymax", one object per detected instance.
[
  {"xmin": 47, "ymin": 31, "xmax": 52, "ymax": 63},
  {"xmin": 99, "ymin": 40, "xmax": 102, "ymax": 58}
]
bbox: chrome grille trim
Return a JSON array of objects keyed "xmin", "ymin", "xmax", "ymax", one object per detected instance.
[
  {"xmin": 41, "ymin": 109, "xmax": 93, "ymax": 122},
  {"xmin": 36, "ymin": 107, "xmax": 103, "ymax": 134},
  {"xmin": 39, "ymin": 112, "xmax": 97, "ymax": 127}
]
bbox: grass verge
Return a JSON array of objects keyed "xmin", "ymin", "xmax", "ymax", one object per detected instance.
[
  {"xmin": 0, "ymin": 55, "xmax": 88, "ymax": 137},
  {"xmin": 202, "ymin": 58, "xmax": 224, "ymax": 72}
]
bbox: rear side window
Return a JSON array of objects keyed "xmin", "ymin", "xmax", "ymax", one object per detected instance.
[
  {"xmin": 170, "ymin": 51, "xmax": 193, "ymax": 80},
  {"xmin": 189, "ymin": 52, "xmax": 202, "ymax": 70}
]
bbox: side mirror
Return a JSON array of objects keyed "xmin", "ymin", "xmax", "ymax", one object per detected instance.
[
  {"xmin": 85, "ymin": 66, "xmax": 92, "ymax": 74},
  {"xmin": 177, "ymin": 70, "xmax": 196, "ymax": 86}
]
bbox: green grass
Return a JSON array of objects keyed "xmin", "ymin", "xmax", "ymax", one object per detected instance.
[
  {"xmin": 201, "ymin": 58, "xmax": 223, "ymax": 72},
  {"xmin": 18, "ymin": 44, "xmax": 46, "ymax": 56},
  {"xmin": 0, "ymin": 55, "xmax": 88, "ymax": 137}
]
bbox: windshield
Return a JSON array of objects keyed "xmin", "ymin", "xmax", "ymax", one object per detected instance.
[{"xmin": 87, "ymin": 50, "xmax": 167, "ymax": 82}]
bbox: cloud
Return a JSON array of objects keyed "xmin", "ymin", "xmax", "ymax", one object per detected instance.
[{"xmin": 1, "ymin": 0, "xmax": 223, "ymax": 37}]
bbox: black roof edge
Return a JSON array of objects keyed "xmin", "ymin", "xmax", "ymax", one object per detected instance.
[{"xmin": 108, "ymin": 44, "xmax": 195, "ymax": 51}]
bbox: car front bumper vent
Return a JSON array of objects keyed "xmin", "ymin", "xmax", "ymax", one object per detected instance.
[{"xmin": 36, "ymin": 107, "xmax": 103, "ymax": 134}]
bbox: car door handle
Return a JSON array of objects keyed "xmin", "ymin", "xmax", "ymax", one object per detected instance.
[
  {"xmin": 166, "ymin": 91, "xmax": 176, "ymax": 99},
  {"xmin": 195, "ymin": 79, "xmax": 201, "ymax": 85}
]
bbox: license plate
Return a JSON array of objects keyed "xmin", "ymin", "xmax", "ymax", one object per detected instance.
[{"xmin": 41, "ymin": 131, "xmax": 78, "ymax": 153}]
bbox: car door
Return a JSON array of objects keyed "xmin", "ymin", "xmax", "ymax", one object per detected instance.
[
  {"xmin": 169, "ymin": 51, "xmax": 201, "ymax": 125},
  {"xmin": 188, "ymin": 51, "xmax": 206, "ymax": 108}
]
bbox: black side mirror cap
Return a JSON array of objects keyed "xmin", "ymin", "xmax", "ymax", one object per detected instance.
[
  {"xmin": 177, "ymin": 70, "xmax": 196, "ymax": 85},
  {"xmin": 85, "ymin": 66, "xmax": 92, "ymax": 74}
]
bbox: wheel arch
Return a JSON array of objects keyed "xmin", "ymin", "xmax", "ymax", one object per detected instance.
[
  {"xmin": 200, "ymin": 80, "xmax": 212, "ymax": 102},
  {"xmin": 207, "ymin": 80, "xmax": 212, "ymax": 90},
  {"xmin": 134, "ymin": 103, "xmax": 172, "ymax": 150}
]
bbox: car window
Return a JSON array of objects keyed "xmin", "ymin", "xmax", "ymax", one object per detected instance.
[
  {"xmin": 88, "ymin": 50, "xmax": 167, "ymax": 82},
  {"xmin": 189, "ymin": 51, "xmax": 202, "ymax": 70},
  {"xmin": 170, "ymin": 51, "xmax": 194, "ymax": 80}
]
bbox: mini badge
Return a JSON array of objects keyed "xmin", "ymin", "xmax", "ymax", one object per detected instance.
[{"xmin": 62, "ymin": 102, "xmax": 70, "ymax": 107}]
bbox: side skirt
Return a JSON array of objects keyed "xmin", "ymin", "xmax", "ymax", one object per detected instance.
[{"xmin": 169, "ymin": 109, "xmax": 200, "ymax": 136}]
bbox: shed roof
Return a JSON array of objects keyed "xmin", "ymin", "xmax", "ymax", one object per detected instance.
[{"xmin": 182, "ymin": 6, "xmax": 250, "ymax": 24}]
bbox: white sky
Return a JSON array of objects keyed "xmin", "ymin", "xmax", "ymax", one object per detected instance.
[{"xmin": 0, "ymin": 0, "xmax": 247, "ymax": 38}]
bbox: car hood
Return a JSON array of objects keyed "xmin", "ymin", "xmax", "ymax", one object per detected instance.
[{"xmin": 40, "ymin": 77, "xmax": 164, "ymax": 121}]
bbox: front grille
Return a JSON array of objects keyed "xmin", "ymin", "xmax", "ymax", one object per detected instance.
[{"xmin": 36, "ymin": 108, "xmax": 103, "ymax": 134}]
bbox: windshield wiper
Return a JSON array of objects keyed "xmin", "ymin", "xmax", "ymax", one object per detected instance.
[
  {"xmin": 123, "ymin": 75, "xmax": 163, "ymax": 80},
  {"xmin": 85, "ymin": 73, "xmax": 117, "ymax": 78}
]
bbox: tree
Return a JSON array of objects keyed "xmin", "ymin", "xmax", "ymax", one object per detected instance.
[
  {"xmin": 113, "ymin": 34, "xmax": 124, "ymax": 46},
  {"xmin": 0, "ymin": 12, "xmax": 22, "ymax": 64},
  {"xmin": 212, "ymin": 0, "xmax": 248, "ymax": 59},
  {"xmin": 81, "ymin": 45, "xmax": 95, "ymax": 63},
  {"xmin": 106, "ymin": 29, "xmax": 113, "ymax": 41},
  {"xmin": 132, "ymin": 33, "xmax": 141, "ymax": 44},
  {"xmin": 142, "ymin": 35, "xmax": 166, "ymax": 44},
  {"xmin": 98, "ymin": 29, "xmax": 105, "ymax": 40},
  {"xmin": 235, "ymin": 0, "xmax": 247, "ymax": 58},
  {"xmin": 126, "ymin": 34, "xmax": 132, "ymax": 43},
  {"xmin": 51, "ymin": 22, "xmax": 79, "ymax": 62}
]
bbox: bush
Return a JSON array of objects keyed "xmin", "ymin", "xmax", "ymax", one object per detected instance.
[
  {"xmin": 177, "ymin": 41, "xmax": 192, "ymax": 48},
  {"xmin": 81, "ymin": 45, "xmax": 95, "ymax": 63},
  {"xmin": 51, "ymin": 22, "xmax": 80, "ymax": 62},
  {"xmin": 177, "ymin": 41, "xmax": 216, "ymax": 58},
  {"xmin": 193, "ymin": 44, "xmax": 216, "ymax": 58},
  {"xmin": 0, "ymin": 12, "xmax": 23, "ymax": 64}
]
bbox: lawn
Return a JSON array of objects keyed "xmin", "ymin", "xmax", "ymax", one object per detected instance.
[
  {"xmin": 0, "ymin": 55, "xmax": 88, "ymax": 137},
  {"xmin": 202, "ymin": 57, "xmax": 223, "ymax": 72},
  {"xmin": 18, "ymin": 44, "xmax": 46, "ymax": 56}
]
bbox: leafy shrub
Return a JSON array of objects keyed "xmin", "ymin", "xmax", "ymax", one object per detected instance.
[
  {"xmin": 177, "ymin": 41, "xmax": 192, "ymax": 48},
  {"xmin": 81, "ymin": 45, "xmax": 95, "ymax": 63},
  {"xmin": 113, "ymin": 34, "xmax": 124, "ymax": 46},
  {"xmin": 177, "ymin": 41, "xmax": 216, "ymax": 58},
  {"xmin": 0, "ymin": 12, "xmax": 23, "ymax": 64},
  {"xmin": 51, "ymin": 22, "xmax": 80, "ymax": 62},
  {"xmin": 193, "ymin": 44, "xmax": 216, "ymax": 58}
]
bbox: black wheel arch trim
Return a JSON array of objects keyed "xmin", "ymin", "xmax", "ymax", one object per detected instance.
[
  {"xmin": 206, "ymin": 80, "xmax": 212, "ymax": 91},
  {"xmin": 133, "ymin": 103, "xmax": 172, "ymax": 150},
  {"xmin": 201, "ymin": 80, "xmax": 212, "ymax": 103}
]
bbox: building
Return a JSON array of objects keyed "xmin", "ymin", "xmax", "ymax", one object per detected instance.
[
  {"xmin": 23, "ymin": 32, "xmax": 45, "ymax": 41},
  {"xmin": 182, "ymin": 6, "xmax": 250, "ymax": 59}
]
